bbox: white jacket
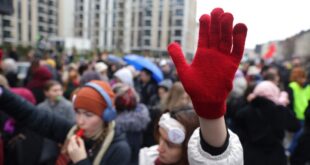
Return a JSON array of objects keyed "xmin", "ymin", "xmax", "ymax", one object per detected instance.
[
  {"xmin": 188, "ymin": 129, "xmax": 243, "ymax": 165},
  {"xmin": 139, "ymin": 129, "xmax": 243, "ymax": 165}
]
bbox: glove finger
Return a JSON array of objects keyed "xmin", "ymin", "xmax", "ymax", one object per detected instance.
[
  {"xmin": 209, "ymin": 8, "xmax": 224, "ymax": 48},
  {"xmin": 219, "ymin": 13, "xmax": 233, "ymax": 54},
  {"xmin": 232, "ymin": 23, "xmax": 247, "ymax": 62},
  {"xmin": 167, "ymin": 42, "xmax": 188, "ymax": 71},
  {"xmin": 197, "ymin": 14, "xmax": 211, "ymax": 49}
]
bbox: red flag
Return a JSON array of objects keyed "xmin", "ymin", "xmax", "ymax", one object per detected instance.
[{"xmin": 263, "ymin": 43, "xmax": 276, "ymax": 59}]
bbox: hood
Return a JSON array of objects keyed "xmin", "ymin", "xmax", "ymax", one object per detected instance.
[
  {"xmin": 115, "ymin": 104, "xmax": 151, "ymax": 132},
  {"xmin": 33, "ymin": 66, "xmax": 52, "ymax": 81}
]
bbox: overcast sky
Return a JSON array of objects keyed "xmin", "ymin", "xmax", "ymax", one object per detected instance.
[{"xmin": 196, "ymin": 0, "xmax": 310, "ymax": 49}]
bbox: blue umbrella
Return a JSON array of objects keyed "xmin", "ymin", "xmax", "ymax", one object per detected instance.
[
  {"xmin": 123, "ymin": 54, "xmax": 163, "ymax": 83},
  {"xmin": 107, "ymin": 54, "xmax": 125, "ymax": 64}
]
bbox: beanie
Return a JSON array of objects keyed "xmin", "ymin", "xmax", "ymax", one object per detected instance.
[
  {"xmin": 95, "ymin": 62, "xmax": 108, "ymax": 73},
  {"xmin": 114, "ymin": 68, "xmax": 133, "ymax": 87},
  {"xmin": 73, "ymin": 80, "xmax": 115, "ymax": 117}
]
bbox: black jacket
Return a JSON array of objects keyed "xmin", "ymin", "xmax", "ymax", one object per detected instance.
[
  {"xmin": 290, "ymin": 106, "xmax": 310, "ymax": 165},
  {"xmin": 234, "ymin": 97, "xmax": 300, "ymax": 165},
  {"xmin": 0, "ymin": 87, "xmax": 131, "ymax": 165}
]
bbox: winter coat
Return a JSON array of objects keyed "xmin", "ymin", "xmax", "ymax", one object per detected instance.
[
  {"xmin": 37, "ymin": 97, "xmax": 75, "ymax": 123},
  {"xmin": 290, "ymin": 105, "xmax": 310, "ymax": 165},
  {"xmin": 37, "ymin": 97, "xmax": 75, "ymax": 164},
  {"xmin": 139, "ymin": 129, "xmax": 243, "ymax": 165},
  {"xmin": 115, "ymin": 103, "xmax": 151, "ymax": 165},
  {"xmin": 136, "ymin": 80, "xmax": 158, "ymax": 107},
  {"xmin": 0, "ymin": 111, "xmax": 43, "ymax": 165},
  {"xmin": 0, "ymin": 87, "xmax": 131, "ymax": 165},
  {"xmin": 234, "ymin": 97, "xmax": 300, "ymax": 165}
]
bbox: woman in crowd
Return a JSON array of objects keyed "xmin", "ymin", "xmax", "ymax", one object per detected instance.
[
  {"xmin": 0, "ymin": 7, "xmax": 247, "ymax": 165},
  {"xmin": 0, "ymin": 80, "xmax": 131, "ymax": 164}
]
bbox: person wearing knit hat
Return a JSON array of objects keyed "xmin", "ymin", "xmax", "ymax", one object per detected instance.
[
  {"xmin": 113, "ymin": 68, "xmax": 134, "ymax": 87},
  {"xmin": 73, "ymin": 80, "xmax": 115, "ymax": 118},
  {"xmin": 79, "ymin": 70, "xmax": 102, "ymax": 86},
  {"xmin": 0, "ymin": 7, "xmax": 248, "ymax": 165},
  {"xmin": 0, "ymin": 79, "xmax": 131, "ymax": 164},
  {"xmin": 94, "ymin": 62, "xmax": 109, "ymax": 82}
]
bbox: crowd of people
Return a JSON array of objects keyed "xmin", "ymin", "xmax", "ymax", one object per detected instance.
[{"xmin": 0, "ymin": 7, "xmax": 309, "ymax": 165}]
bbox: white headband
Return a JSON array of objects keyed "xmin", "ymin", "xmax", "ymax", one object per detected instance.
[{"xmin": 159, "ymin": 113, "xmax": 186, "ymax": 144}]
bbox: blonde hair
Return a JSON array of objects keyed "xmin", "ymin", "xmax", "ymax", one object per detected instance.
[{"xmin": 163, "ymin": 82, "xmax": 191, "ymax": 111}]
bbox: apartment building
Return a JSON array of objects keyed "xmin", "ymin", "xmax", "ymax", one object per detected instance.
[
  {"xmin": 0, "ymin": 0, "xmax": 59, "ymax": 46},
  {"xmin": 74, "ymin": 0, "xmax": 197, "ymax": 56},
  {"xmin": 1, "ymin": 0, "xmax": 197, "ymax": 57},
  {"xmin": 74, "ymin": 0, "xmax": 115, "ymax": 51}
]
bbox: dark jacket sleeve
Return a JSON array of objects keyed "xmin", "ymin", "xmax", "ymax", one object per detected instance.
[
  {"xmin": 0, "ymin": 87, "xmax": 73, "ymax": 143},
  {"xmin": 287, "ymin": 87, "xmax": 295, "ymax": 113},
  {"xmin": 75, "ymin": 159, "xmax": 92, "ymax": 165},
  {"xmin": 277, "ymin": 105, "xmax": 300, "ymax": 132}
]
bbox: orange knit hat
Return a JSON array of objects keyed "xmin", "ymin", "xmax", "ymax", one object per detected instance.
[{"xmin": 73, "ymin": 80, "xmax": 115, "ymax": 117}]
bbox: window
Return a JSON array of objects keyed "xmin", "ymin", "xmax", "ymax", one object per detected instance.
[
  {"xmin": 48, "ymin": 28, "xmax": 53, "ymax": 33},
  {"xmin": 145, "ymin": 20, "xmax": 151, "ymax": 26},
  {"xmin": 138, "ymin": 12, "xmax": 142, "ymax": 26},
  {"xmin": 146, "ymin": 10, "xmax": 151, "ymax": 16},
  {"xmin": 144, "ymin": 30, "xmax": 151, "ymax": 36},
  {"xmin": 176, "ymin": 0, "xmax": 184, "ymax": 5},
  {"xmin": 158, "ymin": 12, "xmax": 162, "ymax": 27},
  {"xmin": 39, "ymin": 16, "xmax": 44, "ymax": 22},
  {"xmin": 96, "ymin": 5, "xmax": 100, "ymax": 10},
  {"xmin": 39, "ymin": 7, "xmax": 44, "ymax": 13},
  {"xmin": 144, "ymin": 39, "xmax": 150, "ymax": 46},
  {"xmin": 3, "ymin": 31, "xmax": 11, "ymax": 38},
  {"xmin": 104, "ymin": 31, "xmax": 107, "ymax": 46},
  {"xmin": 131, "ymin": 32, "xmax": 134, "ymax": 47},
  {"xmin": 157, "ymin": 31, "xmax": 161, "ymax": 47},
  {"xmin": 39, "ymin": 26, "xmax": 44, "ymax": 32},
  {"xmin": 175, "ymin": 30, "xmax": 182, "ymax": 36},
  {"xmin": 18, "ymin": 1, "xmax": 21, "ymax": 19},
  {"xmin": 18, "ymin": 23, "xmax": 22, "ymax": 41},
  {"xmin": 176, "ymin": 9, "xmax": 183, "ymax": 16},
  {"xmin": 3, "ymin": 20, "xmax": 10, "ymax": 26},
  {"xmin": 175, "ymin": 20, "xmax": 182, "ymax": 26},
  {"xmin": 28, "ymin": 25, "xmax": 32, "ymax": 40}
]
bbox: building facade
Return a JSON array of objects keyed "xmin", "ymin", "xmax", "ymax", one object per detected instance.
[
  {"xmin": 0, "ymin": 0, "xmax": 59, "ymax": 46},
  {"xmin": 1, "ymin": 0, "xmax": 197, "ymax": 57},
  {"xmin": 74, "ymin": 0, "xmax": 197, "ymax": 56}
]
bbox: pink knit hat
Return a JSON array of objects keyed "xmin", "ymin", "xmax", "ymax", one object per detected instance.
[{"xmin": 247, "ymin": 81, "xmax": 289, "ymax": 106}]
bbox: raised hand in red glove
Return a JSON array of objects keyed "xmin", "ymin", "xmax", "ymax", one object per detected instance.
[{"xmin": 168, "ymin": 8, "xmax": 247, "ymax": 119}]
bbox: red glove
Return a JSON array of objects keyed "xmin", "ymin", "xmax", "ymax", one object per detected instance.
[{"xmin": 167, "ymin": 8, "xmax": 247, "ymax": 119}]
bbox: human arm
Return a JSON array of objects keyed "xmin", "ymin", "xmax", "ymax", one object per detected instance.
[
  {"xmin": 0, "ymin": 86, "xmax": 73, "ymax": 143},
  {"xmin": 167, "ymin": 8, "xmax": 247, "ymax": 148}
]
